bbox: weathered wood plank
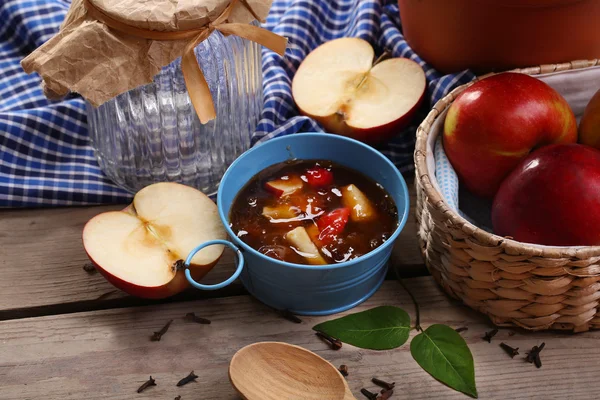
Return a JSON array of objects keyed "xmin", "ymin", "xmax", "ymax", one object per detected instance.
[
  {"xmin": 1, "ymin": 277, "xmax": 598, "ymax": 400},
  {"xmin": 0, "ymin": 180, "xmax": 424, "ymax": 318},
  {"xmin": 0, "ymin": 204, "xmax": 244, "ymax": 319}
]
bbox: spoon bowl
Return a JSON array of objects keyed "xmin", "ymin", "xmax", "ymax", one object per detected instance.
[{"xmin": 229, "ymin": 341, "xmax": 355, "ymax": 400}]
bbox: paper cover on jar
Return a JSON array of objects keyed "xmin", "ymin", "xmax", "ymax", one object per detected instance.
[{"xmin": 21, "ymin": 0, "xmax": 286, "ymax": 123}]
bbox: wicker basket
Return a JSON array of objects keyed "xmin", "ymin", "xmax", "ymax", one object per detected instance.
[{"xmin": 415, "ymin": 59, "xmax": 600, "ymax": 332}]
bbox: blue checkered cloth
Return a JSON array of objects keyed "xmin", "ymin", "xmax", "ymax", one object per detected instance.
[{"xmin": 0, "ymin": 0, "xmax": 476, "ymax": 207}]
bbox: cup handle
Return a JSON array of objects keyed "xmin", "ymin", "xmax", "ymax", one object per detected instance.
[{"xmin": 184, "ymin": 240, "xmax": 244, "ymax": 291}]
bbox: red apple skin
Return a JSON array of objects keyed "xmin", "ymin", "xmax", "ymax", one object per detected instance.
[
  {"xmin": 492, "ymin": 143, "xmax": 600, "ymax": 246},
  {"xmin": 443, "ymin": 73, "xmax": 578, "ymax": 199},
  {"xmin": 85, "ymin": 247, "xmax": 221, "ymax": 299},
  {"xmin": 579, "ymin": 88, "xmax": 600, "ymax": 149},
  {"xmin": 83, "ymin": 205, "xmax": 222, "ymax": 299},
  {"xmin": 311, "ymin": 89, "xmax": 425, "ymax": 144}
]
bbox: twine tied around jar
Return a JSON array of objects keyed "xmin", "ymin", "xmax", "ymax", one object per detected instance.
[{"xmin": 82, "ymin": 0, "xmax": 286, "ymax": 124}]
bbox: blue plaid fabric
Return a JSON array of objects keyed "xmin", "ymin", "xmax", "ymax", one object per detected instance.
[{"xmin": 0, "ymin": 0, "xmax": 476, "ymax": 208}]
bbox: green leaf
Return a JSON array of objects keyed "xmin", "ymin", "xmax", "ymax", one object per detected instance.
[
  {"xmin": 410, "ymin": 324, "xmax": 477, "ymax": 398},
  {"xmin": 312, "ymin": 306, "xmax": 410, "ymax": 350}
]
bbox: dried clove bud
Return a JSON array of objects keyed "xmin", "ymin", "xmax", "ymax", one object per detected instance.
[
  {"xmin": 525, "ymin": 342, "xmax": 545, "ymax": 368},
  {"xmin": 360, "ymin": 388, "xmax": 378, "ymax": 400},
  {"xmin": 372, "ymin": 377, "xmax": 395, "ymax": 391},
  {"xmin": 455, "ymin": 326, "xmax": 468, "ymax": 333},
  {"xmin": 184, "ymin": 312, "xmax": 211, "ymax": 324},
  {"xmin": 338, "ymin": 364, "xmax": 349, "ymax": 377},
  {"xmin": 499, "ymin": 342, "xmax": 519, "ymax": 358},
  {"xmin": 176, "ymin": 371, "xmax": 198, "ymax": 387},
  {"xmin": 482, "ymin": 328, "xmax": 498, "ymax": 343},
  {"xmin": 379, "ymin": 389, "xmax": 394, "ymax": 400},
  {"xmin": 278, "ymin": 309, "xmax": 302, "ymax": 324},
  {"xmin": 174, "ymin": 396, "xmax": 181, "ymax": 400},
  {"xmin": 151, "ymin": 319, "xmax": 173, "ymax": 341},
  {"xmin": 136, "ymin": 376, "xmax": 156, "ymax": 393},
  {"xmin": 315, "ymin": 331, "xmax": 342, "ymax": 350},
  {"xmin": 83, "ymin": 263, "xmax": 97, "ymax": 274}
]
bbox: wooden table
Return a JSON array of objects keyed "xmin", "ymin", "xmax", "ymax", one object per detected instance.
[{"xmin": 2, "ymin": 181, "xmax": 599, "ymax": 400}]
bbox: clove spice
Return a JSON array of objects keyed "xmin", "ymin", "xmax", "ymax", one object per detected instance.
[
  {"xmin": 339, "ymin": 364, "xmax": 349, "ymax": 377},
  {"xmin": 151, "ymin": 319, "xmax": 173, "ymax": 341},
  {"xmin": 278, "ymin": 309, "xmax": 302, "ymax": 324},
  {"xmin": 482, "ymin": 328, "xmax": 498, "ymax": 343},
  {"xmin": 372, "ymin": 377, "xmax": 395, "ymax": 391},
  {"xmin": 455, "ymin": 327, "xmax": 468, "ymax": 333},
  {"xmin": 379, "ymin": 389, "xmax": 394, "ymax": 400},
  {"xmin": 184, "ymin": 312, "xmax": 211, "ymax": 324},
  {"xmin": 315, "ymin": 331, "xmax": 342, "ymax": 350},
  {"xmin": 83, "ymin": 263, "xmax": 97, "ymax": 274},
  {"xmin": 174, "ymin": 397, "xmax": 181, "ymax": 400},
  {"xmin": 176, "ymin": 371, "xmax": 198, "ymax": 387},
  {"xmin": 499, "ymin": 342, "xmax": 519, "ymax": 358},
  {"xmin": 525, "ymin": 342, "xmax": 545, "ymax": 368},
  {"xmin": 360, "ymin": 388, "xmax": 378, "ymax": 400},
  {"xmin": 136, "ymin": 376, "xmax": 156, "ymax": 393}
]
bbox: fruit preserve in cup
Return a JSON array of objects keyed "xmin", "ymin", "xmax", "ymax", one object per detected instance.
[{"xmin": 183, "ymin": 133, "xmax": 410, "ymax": 315}]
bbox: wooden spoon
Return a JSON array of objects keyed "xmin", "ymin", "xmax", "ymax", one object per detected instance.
[{"xmin": 229, "ymin": 341, "xmax": 356, "ymax": 400}]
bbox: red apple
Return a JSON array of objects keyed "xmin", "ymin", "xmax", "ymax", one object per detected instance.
[
  {"xmin": 291, "ymin": 37, "xmax": 426, "ymax": 144},
  {"xmin": 443, "ymin": 72, "xmax": 578, "ymax": 199},
  {"xmin": 579, "ymin": 88, "xmax": 600, "ymax": 149},
  {"xmin": 492, "ymin": 143, "xmax": 600, "ymax": 246},
  {"xmin": 82, "ymin": 182, "xmax": 226, "ymax": 299}
]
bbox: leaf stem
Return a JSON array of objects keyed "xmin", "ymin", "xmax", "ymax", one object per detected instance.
[{"xmin": 393, "ymin": 263, "xmax": 422, "ymax": 332}]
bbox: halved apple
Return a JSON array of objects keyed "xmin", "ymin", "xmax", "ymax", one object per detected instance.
[
  {"xmin": 292, "ymin": 37, "xmax": 427, "ymax": 144},
  {"xmin": 82, "ymin": 182, "xmax": 227, "ymax": 299}
]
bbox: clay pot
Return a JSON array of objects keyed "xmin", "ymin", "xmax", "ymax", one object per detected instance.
[{"xmin": 398, "ymin": 0, "xmax": 600, "ymax": 74}]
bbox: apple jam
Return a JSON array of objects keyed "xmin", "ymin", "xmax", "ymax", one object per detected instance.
[{"xmin": 229, "ymin": 160, "xmax": 398, "ymax": 265}]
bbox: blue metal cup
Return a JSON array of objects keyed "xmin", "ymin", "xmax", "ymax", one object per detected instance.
[{"xmin": 184, "ymin": 133, "xmax": 410, "ymax": 315}]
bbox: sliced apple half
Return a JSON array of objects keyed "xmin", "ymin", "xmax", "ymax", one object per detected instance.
[
  {"xmin": 82, "ymin": 182, "xmax": 227, "ymax": 299},
  {"xmin": 292, "ymin": 37, "xmax": 427, "ymax": 144}
]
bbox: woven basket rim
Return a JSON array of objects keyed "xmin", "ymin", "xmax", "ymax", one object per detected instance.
[{"xmin": 414, "ymin": 59, "xmax": 600, "ymax": 259}]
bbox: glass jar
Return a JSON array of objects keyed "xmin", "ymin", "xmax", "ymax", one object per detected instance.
[{"xmin": 86, "ymin": 26, "xmax": 263, "ymax": 196}]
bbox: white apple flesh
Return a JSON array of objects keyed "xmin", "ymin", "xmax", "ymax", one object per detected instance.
[
  {"xmin": 292, "ymin": 37, "xmax": 427, "ymax": 144},
  {"xmin": 285, "ymin": 226, "xmax": 327, "ymax": 265},
  {"xmin": 341, "ymin": 184, "xmax": 376, "ymax": 222},
  {"xmin": 82, "ymin": 182, "xmax": 227, "ymax": 299}
]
